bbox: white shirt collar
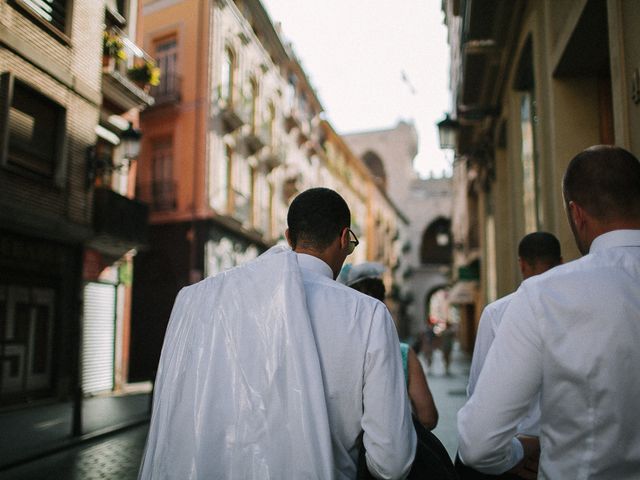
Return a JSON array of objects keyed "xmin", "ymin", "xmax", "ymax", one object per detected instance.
[
  {"xmin": 296, "ymin": 253, "xmax": 334, "ymax": 280},
  {"xmin": 589, "ymin": 229, "xmax": 640, "ymax": 253}
]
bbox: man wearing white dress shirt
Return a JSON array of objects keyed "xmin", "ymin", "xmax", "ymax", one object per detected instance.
[
  {"xmin": 457, "ymin": 232, "xmax": 561, "ymax": 479},
  {"xmin": 139, "ymin": 187, "xmax": 415, "ymax": 480},
  {"xmin": 457, "ymin": 145, "xmax": 640, "ymax": 479}
]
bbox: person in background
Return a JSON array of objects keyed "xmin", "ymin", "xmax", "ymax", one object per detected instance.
[
  {"xmin": 457, "ymin": 231, "xmax": 562, "ymax": 479},
  {"xmin": 341, "ymin": 262, "xmax": 439, "ymax": 430},
  {"xmin": 457, "ymin": 145, "xmax": 640, "ymax": 479}
]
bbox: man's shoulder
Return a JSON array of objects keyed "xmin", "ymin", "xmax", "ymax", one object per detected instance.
[
  {"xmin": 482, "ymin": 292, "xmax": 517, "ymax": 321},
  {"xmin": 522, "ymin": 253, "xmax": 601, "ymax": 294},
  {"xmin": 313, "ymin": 277, "xmax": 386, "ymax": 309},
  {"xmin": 486, "ymin": 292, "xmax": 517, "ymax": 312}
]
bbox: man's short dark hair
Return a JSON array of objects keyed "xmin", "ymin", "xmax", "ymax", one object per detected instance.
[
  {"xmin": 518, "ymin": 232, "xmax": 561, "ymax": 265},
  {"xmin": 287, "ymin": 188, "xmax": 351, "ymax": 250},
  {"xmin": 562, "ymin": 145, "xmax": 640, "ymax": 221}
]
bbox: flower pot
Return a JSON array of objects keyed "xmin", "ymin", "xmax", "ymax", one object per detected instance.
[{"xmin": 102, "ymin": 56, "xmax": 115, "ymax": 72}]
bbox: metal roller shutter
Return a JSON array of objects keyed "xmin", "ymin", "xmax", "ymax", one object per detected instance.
[{"xmin": 82, "ymin": 282, "xmax": 116, "ymax": 394}]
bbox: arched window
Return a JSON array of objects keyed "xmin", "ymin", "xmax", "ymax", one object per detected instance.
[
  {"xmin": 249, "ymin": 77, "xmax": 259, "ymax": 132},
  {"xmin": 221, "ymin": 47, "xmax": 235, "ymax": 104},
  {"xmin": 420, "ymin": 217, "xmax": 452, "ymax": 264},
  {"xmin": 361, "ymin": 150, "xmax": 387, "ymax": 190}
]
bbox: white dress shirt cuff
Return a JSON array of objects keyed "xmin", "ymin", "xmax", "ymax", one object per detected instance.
[{"xmin": 505, "ymin": 437, "xmax": 525, "ymax": 471}]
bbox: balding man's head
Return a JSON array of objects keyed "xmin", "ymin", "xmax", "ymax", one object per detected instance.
[{"xmin": 562, "ymin": 145, "xmax": 640, "ymax": 222}]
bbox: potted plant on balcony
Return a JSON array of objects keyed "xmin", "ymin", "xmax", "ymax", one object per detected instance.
[
  {"xmin": 127, "ymin": 59, "xmax": 161, "ymax": 90},
  {"xmin": 102, "ymin": 31, "xmax": 126, "ymax": 70}
]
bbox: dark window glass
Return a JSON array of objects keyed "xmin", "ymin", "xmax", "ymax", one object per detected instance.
[
  {"xmin": 19, "ymin": 0, "xmax": 68, "ymax": 33},
  {"xmin": 5, "ymin": 77, "xmax": 65, "ymax": 178}
]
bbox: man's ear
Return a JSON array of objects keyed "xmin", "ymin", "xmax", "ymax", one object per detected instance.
[
  {"xmin": 569, "ymin": 201, "xmax": 586, "ymax": 230},
  {"xmin": 518, "ymin": 257, "xmax": 528, "ymax": 278},
  {"xmin": 285, "ymin": 228, "xmax": 293, "ymax": 248},
  {"xmin": 339, "ymin": 227, "xmax": 350, "ymax": 251}
]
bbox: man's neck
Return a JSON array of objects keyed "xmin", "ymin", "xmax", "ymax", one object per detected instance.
[
  {"xmin": 587, "ymin": 219, "xmax": 640, "ymax": 249},
  {"xmin": 293, "ymin": 247, "xmax": 338, "ymax": 279}
]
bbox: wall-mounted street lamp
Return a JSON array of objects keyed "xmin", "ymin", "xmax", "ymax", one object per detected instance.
[
  {"xmin": 86, "ymin": 122, "xmax": 142, "ymax": 188},
  {"xmin": 436, "ymin": 113, "xmax": 460, "ymax": 150}
]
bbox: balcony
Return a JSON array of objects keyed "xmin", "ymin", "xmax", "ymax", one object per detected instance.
[
  {"xmin": 149, "ymin": 72, "xmax": 181, "ymax": 106},
  {"xmin": 137, "ymin": 180, "xmax": 177, "ymax": 212},
  {"xmin": 214, "ymin": 98, "xmax": 244, "ymax": 134},
  {"xmin": 258, "ymin": 144, "xmax": 285, "ymax": 173},
  {"xmin": 89, "ymin": 187, "xmax": 149, "ymax": 260},
  {"xmin": 102, "ymin": 27, "xmax": 155, "ymax": 113},
  {"xmin": 283, "ymin": 109, "xmax": 300, "ymax": 133},
  {"xmin": 238, "ymin": 126, "xmax": 265, "ymax": 156}
]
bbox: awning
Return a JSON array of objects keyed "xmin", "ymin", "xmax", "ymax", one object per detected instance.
[
  {"xmin": 95, "ymin": 125, "xmax": 120, "ymax": 145},
  {"xmin": 448, "ymin": 280, "xmax": 478, "ymax": 304}
]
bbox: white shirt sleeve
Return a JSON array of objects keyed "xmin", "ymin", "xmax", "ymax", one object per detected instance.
[
  {"xmin": 467, "ymin": 303, "xmax": 499, "ymax": 397},
  {"xmin": 457, "ymin": 288, "xmax": 542, "ymax": 474},
  {"xmin": 362, "ymin": 303, "xmax": 417, "ymax": 479}
]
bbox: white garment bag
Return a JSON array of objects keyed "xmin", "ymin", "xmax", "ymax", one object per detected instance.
[{"xmin": 139, "ymin": 247, "xmax": 335, "ymax": 479}]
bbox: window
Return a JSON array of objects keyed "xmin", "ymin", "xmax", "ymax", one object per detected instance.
[
  {"xmin": 232, "ymin": 155, "xmax": 251, "ymax": 224},
  {"xmin": 514, "ymin": 37, "xmax": 542, "ymax": 232},
  {"xmin": 362, "ymin": 150, "xmax": 387, "ymax": 190},
  {"xmin": 298, "ymin": 91, "xmax": 308, "ymax": 118},
  {"xmin": 520, "ymin": 93, "xmax": 541, "ymax": 232},
  {"xmin": 249, "ymin": 167, "xmax": 257, "ymax": 226},
  {"xmin": 0, "ymin": 73, "xmax": 66, "ymax": 181},
  {"xmin": 262, "ymin": 102, "xmax": 275, "ymax": 147},
  {"xmin": 151, "ymin": 138, "xmax": 175, "ymax": 211},
  {"xmin": 249, "ymin": 78, "xmax": 258, "ymax": 133},
  {"xmin": 285, "ymin": 72, "xmax": 296, "ymax": 111},
  {"xmin": 220, "ymin": 48, "xmax": 235, "ymax": 104},
  {"xmin": 215, "ymin": 145, "xmax": 232, "ymax": 212},
  {"xmin": 153, "ymin": 36, "xmax": 178, "ymax": 98},
  {"xmin": 15, "ymin": 0, "xmax": 69, "ymax": 36}
]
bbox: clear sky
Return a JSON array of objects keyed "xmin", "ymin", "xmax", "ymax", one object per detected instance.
[{"xmin": 261, "ymin": 0, "xmax": 452, "ymax": 178}]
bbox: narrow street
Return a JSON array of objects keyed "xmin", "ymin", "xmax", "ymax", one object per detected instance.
[
  {"xmin": 0, "ymin": 345, "xmax": 470, "ymax": 480},
  {"xmin": 424, "ymin": 343, "xmax": 470, "ymax": 459}
]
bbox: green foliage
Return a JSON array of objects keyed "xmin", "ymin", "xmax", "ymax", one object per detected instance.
[
  {"xmin": 103, "ymin": 31, "xmax": 126, "ymax": 60},
  {"xmin": 128, "ymin": 60, "xmax": 161, "ymax": 87}
]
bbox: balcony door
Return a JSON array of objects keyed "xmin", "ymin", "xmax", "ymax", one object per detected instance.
[
  {"xmin": 151, "ymin": 138, "xmax": 175, "ymax": 211},
  {"xmin": 154, "ymin": 36, "xmax": 178, "ymax": 99}
]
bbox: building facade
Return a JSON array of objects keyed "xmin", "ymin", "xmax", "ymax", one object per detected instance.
[
  {"xmin": 133, "ymin": 0, "xmax": 404, "ymax": 381},
  {"xmin": 443, "ymin": 0, "xmax": 640, "ymax": 351},
  {"xmin": 344, "ymin": 122, "xmax": 453, "ymax": 339},
  {"xmin": 0, "ymin": 0, "xmax": 153, "ymax": 464}
]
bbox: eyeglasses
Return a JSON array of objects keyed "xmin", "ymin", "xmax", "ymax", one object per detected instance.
[{"xmin": 347, "ymin": 228, "xmax": 359, "ymax": 254}]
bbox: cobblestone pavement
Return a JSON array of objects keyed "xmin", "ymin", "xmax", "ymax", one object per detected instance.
[{"xmin": 0, "ymin": 425, "xmax": 148, "ymax": 480}]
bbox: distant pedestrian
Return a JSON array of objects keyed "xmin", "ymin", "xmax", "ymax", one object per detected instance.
[
  {"xmin": 457, "ymin": 145, "xmax": 640, "ymax": 479},
  {"xmin": 457, "ymin": 231, "xmax": 562, "ymax": 479},
  {"xmin": 438, "ymin": 320, "xmax": 455, "ymax": 376},
  {"xmin": 139, "ymin": 188, "xmax": 415, "ymax": 479}
]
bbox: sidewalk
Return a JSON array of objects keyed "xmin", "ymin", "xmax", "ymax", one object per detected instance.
[
  {"xmin": 0, "ymin": 391, "xmax": 151, "ymax": 470},
  {"xmin": 0, "ymin": 424, "xmax": 149, "ymax": 480}
]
